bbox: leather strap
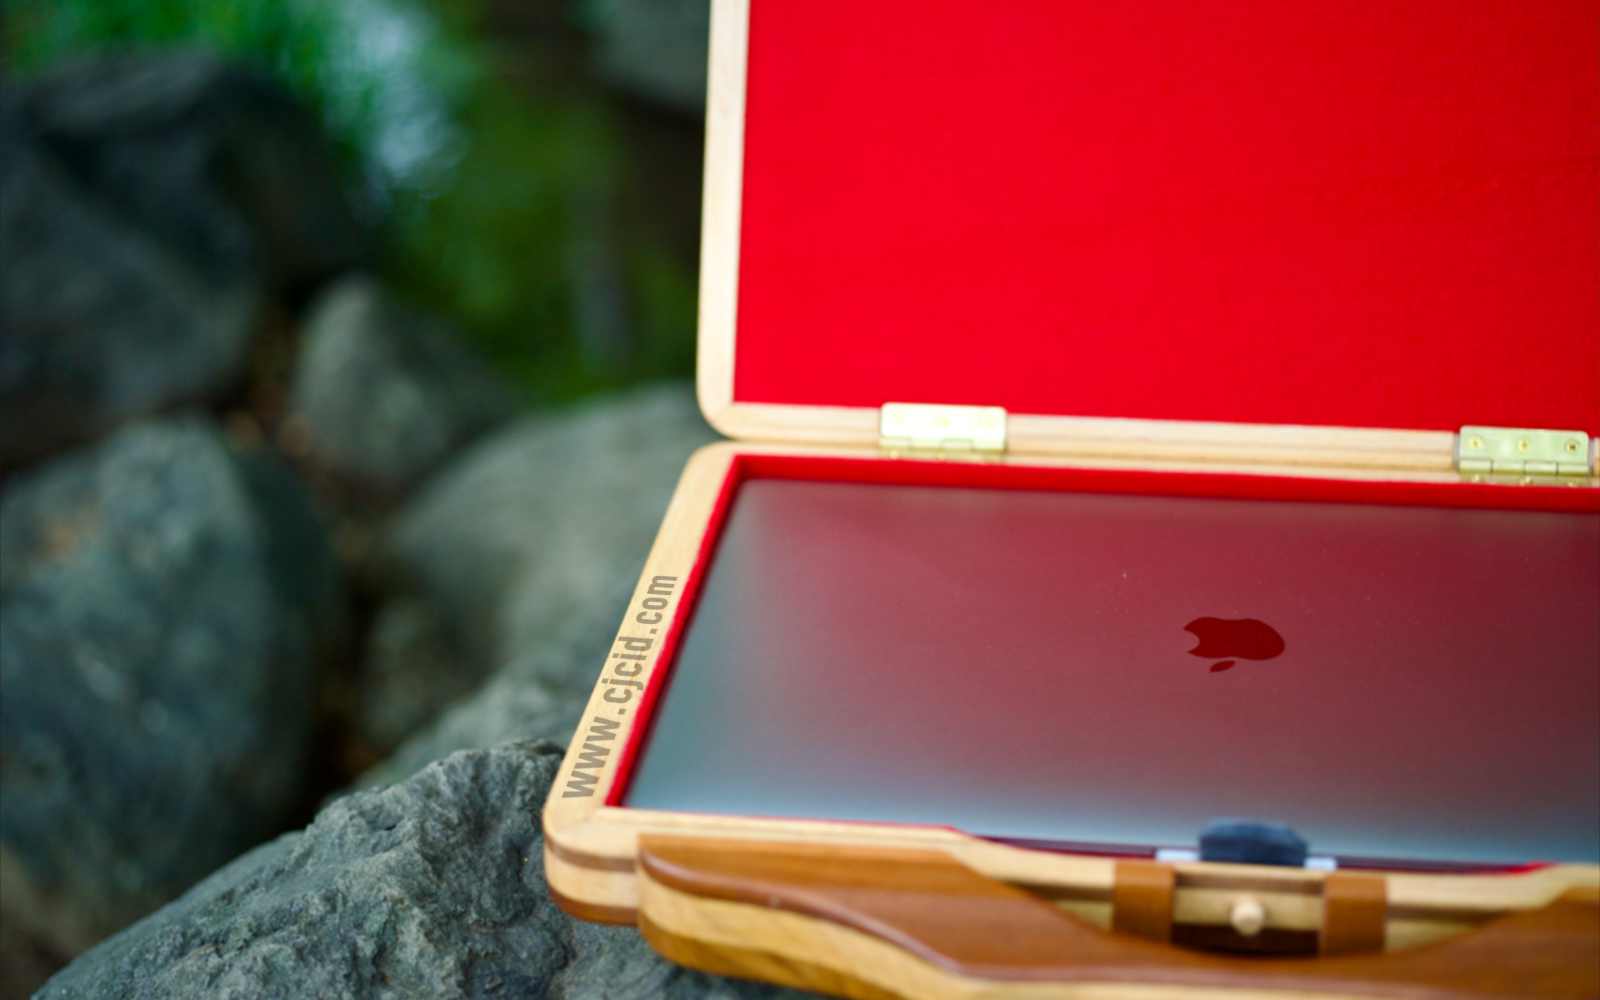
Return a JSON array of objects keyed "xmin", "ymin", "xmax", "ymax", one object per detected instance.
[
  {"xmin": 1322, "ymin": 872, "xmax": 1387, "ymax": 955},
  {"xmin": 1112, "ymin": 859, "xmax": 1175, "ymax": 942}
]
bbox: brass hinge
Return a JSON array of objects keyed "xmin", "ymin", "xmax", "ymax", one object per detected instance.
[
  {"xmin": 879, "ymin": 403, "xmax": 1007, "ymax": 457},
  {"xmin": 1457, "ymin": 426, "xmax": 1592, "ymax": 478}
]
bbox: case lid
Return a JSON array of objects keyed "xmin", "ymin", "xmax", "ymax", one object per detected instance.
[{"xmin": 696, "ymin": 0, "xmax": 1599, "ymax": 465}]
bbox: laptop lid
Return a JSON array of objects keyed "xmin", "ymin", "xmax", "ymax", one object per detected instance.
[{"xmin": 623, "ymin": 475, "xmax": 1600, "ymax": 867}]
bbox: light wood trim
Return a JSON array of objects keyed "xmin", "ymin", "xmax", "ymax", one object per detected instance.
[
  {"xmin": 635, "ymin": 837, "xmax": 1600, "ymax": 999},
  {"xmin": 1006, "ymin": 416, "xmax": 1455, "ymax": 471},
  {"xmin": 544, "ymin": 844, "xmax": 636, "ymax": 921},
  {"xmin": 694, "ymin": 0, "xmax": 747, "ymax": 434},
  {"xmin": 642, "ymin": 869, "xmax": 1319, "ymax": 1000},
  {"xmin": 706, "ymin": 405, "xmax": 1472, "ymax": 472}
]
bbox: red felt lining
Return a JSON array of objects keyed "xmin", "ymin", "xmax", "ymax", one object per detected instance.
[
  {"xmin": 605, "ymin": 456, "xmax": 1598, "ymax": 811},
  {"xmin": 715, "ymin": 456, "xmax": 1600, "ymax": 514},
  {"xmin": 732, "ymin": 1, "xmax": 1600, "ymax": 433}
]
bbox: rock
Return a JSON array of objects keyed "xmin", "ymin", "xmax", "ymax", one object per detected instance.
[
  {"xmin": 355, "ymin": 597, "xmax": 482, "ymax": 754},
  {"xmin": 285, "ymin": 277, "xmax": 519, "ymax": 497},
  {"xmin": 0, "ymin": 94, "xmax": 258, "ymax": 468},
  {"xmin": 0, "ymin": 53, "xmax": 369, "ymax": 467},
  {"xmin": 364, "ymin": 671, "xmax": 581, "ymax": 790},
  {"xmin": 17, "ymin": 52, "xmax": 368, "ymax": 291},
  {"xmin": 362, "ymin": 385, "xmax": 714, "ymax": 783},
  {"xmin": 38, "ymin": 742, "xmax": 816, "ymax": 999},
  {"xmin": 0, "ymin": 420, "xmax": 345, "ymax": 966},
  {"xmin": 588, "ymin": 0, "xmax": 710, "ymax": 116},
  {"xmin": 383, "ymin": 385, "xmax": 711, "ymax": 668}
]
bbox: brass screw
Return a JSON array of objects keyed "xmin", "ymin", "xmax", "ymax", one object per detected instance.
[
  {"xmin": 1467, "ymin": 435, "xmax": 1484, "ymax": 450},
  {"xmin": 1517, "ymin": 438, "xmax": 1530, "ymax": 453},
  {"xmin": 1565, "ymin": 439, "xmax": 1581, "ymax": 454}
]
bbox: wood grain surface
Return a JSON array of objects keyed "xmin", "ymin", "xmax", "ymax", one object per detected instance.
[{"xmin": 638, "ymin": 835, "xmax": 1600, "ymax": 999}]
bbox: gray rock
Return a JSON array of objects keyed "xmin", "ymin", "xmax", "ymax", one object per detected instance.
[
  {"xmin": 384, "ymin": 385, "xmax": 712, "ymax": 667},
  {"xmin": 361, "ymin": 385, "xmax": 713, "ymax": 784},
  {"xmin": 355, "ymin": 597, "xmax": 483, "ymax": 754},
  {"xmin": 285, "ymin": 276, "xmax": 519, "ymax": 497},
  {"xmin": 0, "ymin": 95, "xmax": 258, "ymax": 468},
  {"xmin": 365, "ymin": 671, "xmax": 581, "ymax": 790},
  {"xmin": 588, "ymin": 0, "xmax": 710, "ymax": 116},
  {"xmin": 0, "ymin": 420, "xmax": 345, "ymax": 963},
  {"xmin": 39, "ymin": 742, "xmax": 815, "ymax": 999},
  {"xmin": 17, "ymin": 52, "xmax": 368, "ymax": 291},
  {"xmin": 0, "ymin": 53, "xmax": 369, "ymax": 466}
]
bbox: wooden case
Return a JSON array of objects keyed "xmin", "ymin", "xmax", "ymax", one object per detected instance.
[{"xmin": 545, "ymin": 2, "xmax": 1600, "ymax": 996}]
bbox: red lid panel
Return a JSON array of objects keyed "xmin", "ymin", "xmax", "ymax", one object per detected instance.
[{"xmin": 730, "ymin": 1, "xmax": 1600, "ymax": 434}]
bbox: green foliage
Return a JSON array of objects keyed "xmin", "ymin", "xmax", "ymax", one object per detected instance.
[
  {"xmin": 628, "ymin": 242, "xmax": 699, "ymax": 380},
  {"xmin": 3, "ymin": 0, "xmax": 700, "ymax": 403},
  {"xmin": 386, "ymin": 85, "xmax": 700, "ymax": 402},
  {"xmin": 386, "ymin": 90, "xmax": 601, "ymax": 398},
  {"xmin": 4, "ymin": 0, "xmax": 480, "ymax": 202},
  {"xmin": 6, "ymin": 0, "xmax": 340, "ymax": 75}
]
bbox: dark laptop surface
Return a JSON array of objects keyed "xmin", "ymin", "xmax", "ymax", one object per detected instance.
[{"xmin": 624, "ymin": 477, "xmax": 1600, "ymax": 867}]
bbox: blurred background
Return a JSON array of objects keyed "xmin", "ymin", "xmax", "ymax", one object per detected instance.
[
  {"xmin": 6, "ymin": 0, "xmax": 707, "ymax": 402},
  {"xmin": 1, "ymin": 2, "xmax": 729, "ymax": 995}
]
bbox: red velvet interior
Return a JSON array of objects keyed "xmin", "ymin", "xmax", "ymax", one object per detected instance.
[
  {"xmin": 733, "ymin": 1, "xmax": 1600, "ymax": 433},
  {"xmin": 606, "ymin": 457, "xmax": 1599, "ymax": 812}
]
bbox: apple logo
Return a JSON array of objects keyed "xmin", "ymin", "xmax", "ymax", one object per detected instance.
[{"xmin": 1185, "ymin": 617, "xmax": 1285, "ymax": 673}]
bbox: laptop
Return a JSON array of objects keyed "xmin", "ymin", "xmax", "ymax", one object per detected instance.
[{"xmin": 623, "ymin": 475, "xmax": 1600, "ymax": 868}]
